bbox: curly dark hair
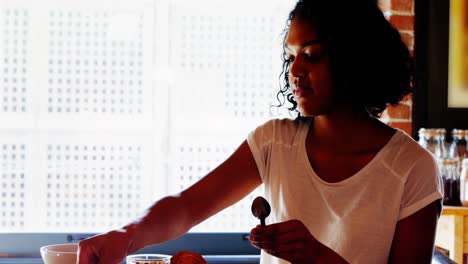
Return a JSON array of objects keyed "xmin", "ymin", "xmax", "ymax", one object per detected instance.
[{"xmin": 276, "ymin": 0, "xmax": 413, "ymax": 118}]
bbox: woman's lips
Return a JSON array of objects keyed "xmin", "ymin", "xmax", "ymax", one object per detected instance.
[{"xmin": 293, "ymin": 87, "xmax": 309, "ymax": 97}]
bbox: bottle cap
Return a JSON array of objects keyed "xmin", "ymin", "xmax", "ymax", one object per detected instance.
[
  {"xmin": 439, "ymin": 159, "xmax": 458, "ymax": 166},
  {"xmin": 436, "ymin": 128, "xmax": 447, "ymax": 135},
  {"xmin": 426, "ymin": 129, "xmax": 437, "ymax": 136},
  {"xmin": 452, "ymin": 129, "xmax": 464, "ymax": 136}
]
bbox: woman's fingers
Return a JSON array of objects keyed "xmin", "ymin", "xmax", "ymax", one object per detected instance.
[
  {"xmin": 250, "ymin": 220, "xmax": 309, "ymax": 244},
  {"xmin": 252, "ymin": 239, "xmax": 306, "ymax": 252},
  {"xmin": 253, "ymin": 220, "xmax": 305, "ymax": 237},
  {"xmin": 249, "ymin": 219, "xmax": 317, "ymax": 263},
  {"xmin": 77, "ymin": 240, "xmax": 99, "ymax": 264},
  {"xmin": 268, "ymin": 250, "xmax": 309, "ymax": 263},
  {"xmin": 76, "ymin": 230, "xmax": 129, "ymax": 264}
]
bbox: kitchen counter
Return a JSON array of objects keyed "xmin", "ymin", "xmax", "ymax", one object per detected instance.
[{"xmin": 435, "ymin": 205, "xmax": 468, "ymax": 263}]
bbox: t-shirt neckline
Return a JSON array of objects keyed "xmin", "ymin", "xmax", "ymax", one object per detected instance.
[{"xmin": 299, "ymin": 118, "xmax": 401, "ymax": 186}]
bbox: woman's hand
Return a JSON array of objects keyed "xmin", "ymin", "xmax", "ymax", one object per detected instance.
[
  {"xmin": 249, "ymin": 219, "xmax": 348, "ymax": 264},
  {"xmin": 249, "ymin": 219, "xmax": 318, "ymax": 263},
  {"xmin": 77, "ymin": 225, "xmax": 135, "ymax": 264}
]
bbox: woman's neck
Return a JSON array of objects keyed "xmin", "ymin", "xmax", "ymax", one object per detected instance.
[{"xmin": 309, "ymin": 108, "xmax": 392, "ymax": 152}]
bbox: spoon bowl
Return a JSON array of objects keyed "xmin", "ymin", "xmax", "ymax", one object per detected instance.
[{"xmin": 251, "ymin": 196, "xmax": 271, "ymax": 227}]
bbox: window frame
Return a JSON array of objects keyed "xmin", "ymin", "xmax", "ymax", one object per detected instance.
[{"xmin": 0, "ymin": 0, "xmax": 292, "ymax": 261}]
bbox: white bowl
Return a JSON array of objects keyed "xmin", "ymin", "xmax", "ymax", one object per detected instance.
[{"xmin": 40, "ymin": 243, "xmax": 78, "ymax": 264}]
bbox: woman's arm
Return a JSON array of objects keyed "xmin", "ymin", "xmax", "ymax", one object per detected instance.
[
  {"xmin": 388, "ymin": 200, "xmax": 441, "ymax": 263},
  {"xmin": 128, "ymin": 140, "xmax": 263, "ymax": 251},
  {"xmin": 78, "ymin": 140, "xmax": 262, "ymax": 263}
]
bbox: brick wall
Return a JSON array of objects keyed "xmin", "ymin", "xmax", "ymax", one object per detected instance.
[{"xmin": 378, "ymin": 0, "xmax": 414, "ymax": 135}]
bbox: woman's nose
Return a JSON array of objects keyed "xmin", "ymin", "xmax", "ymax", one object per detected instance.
[{"xmin": 289, "ymin": 58, "xmax": 305, "ymax": 80}]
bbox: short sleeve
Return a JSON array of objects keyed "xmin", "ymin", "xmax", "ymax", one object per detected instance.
[
  {"xmin": 246, "ymin": 120, "xmax": 275, "ymax": 182},
  {"xmin": 398, "ymin": 153, "xmax": 443, "ymax": 220}
]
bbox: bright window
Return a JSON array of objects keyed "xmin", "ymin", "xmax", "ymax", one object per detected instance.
[{"xmin": 0, "ymin": 0, "xmax": 293, "ymax": 235}]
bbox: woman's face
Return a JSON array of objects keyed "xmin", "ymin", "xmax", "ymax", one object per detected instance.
[{"xmin": 285, "ymin": 18, "xmax": 335, "ymax": 117}]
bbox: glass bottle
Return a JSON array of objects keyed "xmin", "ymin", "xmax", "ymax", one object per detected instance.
[
  {"xmin": 461, "ymin": 130, "xmax": 468, "ymax": 158},
  {"xmin": 441, "ymin": 159, "xmax": 451, "ymax": 205},
  {"xmin": 460, "ymin": 159, "xmax": 468, "ymax": 207},
  {"xmin": 465, "ymin": 129, "xmax": 468, "ymax": 160},
  {"xmin": 464, "ymin": 130, "xmax": 468, "ymax": 164},
  {"xmin": 441, "ymin": 159, "xmax": 462, "ymax": 206},
  {"xmin": 435, "ymin": 128, "xmax": 449, "ymax": 161},
  {"xmin": 449, "ymin": 158, "xmax": 462, "ymax": 206},
  {"xmin": 450, "ymin": 129, "xmax": 468, "ymax": 172},
  {"xmin": 418, "ymin": 128, "xmax": 428, "ymax": 149},
  {"xmin": 421, "ymin": 129, "xmax": 438, "ymax": 155}
]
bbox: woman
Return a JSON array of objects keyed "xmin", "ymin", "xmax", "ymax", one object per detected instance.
[{"xmin": 78, "ymin": 0, "xmax": 443, "ymax": 263}]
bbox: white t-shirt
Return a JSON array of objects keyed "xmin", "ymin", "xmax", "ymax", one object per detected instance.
[{"xmin": 247, "ymin": 118, "xmax": 443, "ymax": 264}]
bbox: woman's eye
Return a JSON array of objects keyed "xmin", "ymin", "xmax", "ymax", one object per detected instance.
[{"xmin": 304, "ymin": 53, "xmax": 322, "ymax": 62}]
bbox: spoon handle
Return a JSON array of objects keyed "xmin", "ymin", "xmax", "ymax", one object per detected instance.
[{"xmin": 260, "ymin": 218, "xmax": 266, "ymax": 227}]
